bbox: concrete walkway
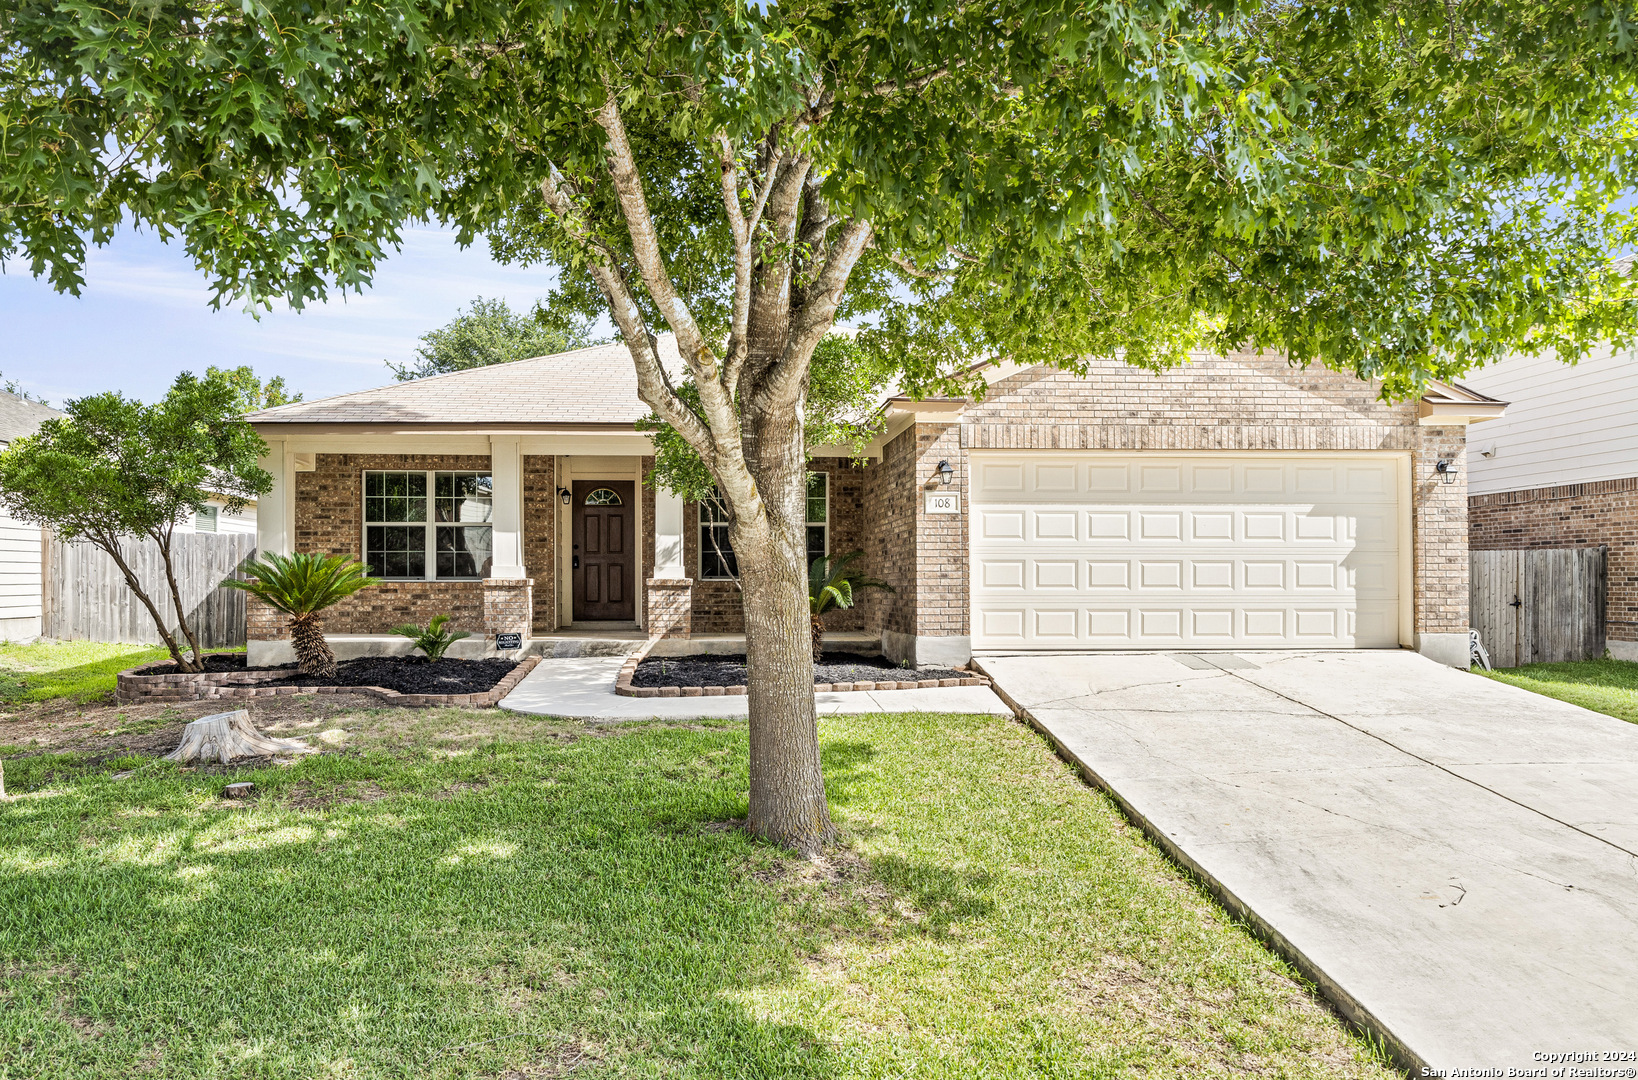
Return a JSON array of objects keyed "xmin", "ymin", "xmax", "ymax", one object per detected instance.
[
  {"xmin": 500, "ymin": 656, "xmax": 1011, "ymax": 720},
  {"xmin": 975, "ymin": 650, "xmax": 1638, "ymax": 1074}
]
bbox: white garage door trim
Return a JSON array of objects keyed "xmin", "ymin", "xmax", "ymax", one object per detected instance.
[{"xmin": 969, "ymin": 451, "xmax": 1413, "ymax": 651}]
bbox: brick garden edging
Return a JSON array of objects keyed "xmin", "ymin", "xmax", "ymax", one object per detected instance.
[
  {"xmin": 116, "ymin": 654, "xmax": 542, "ymax": 709},
  {"xmin": 612, "ymin": 637, "xmax": 989, "ymax": 698}
]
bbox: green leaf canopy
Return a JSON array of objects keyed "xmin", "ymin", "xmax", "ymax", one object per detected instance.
[{"xmin": 5, "ymin": 1, "xmax": 1636, "ymax": 394}]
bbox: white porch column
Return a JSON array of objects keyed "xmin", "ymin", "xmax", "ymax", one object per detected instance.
[
  {"xmin": 487, "ymin": 435, "xmax": 527, "ymax": 578},
  {"xmin": 258, "ymin": 440, "xmax": 289, "ymax": 556},
  {"xmin": 654, "ymin": 485, "xmax": 685, "ymax": 578}
]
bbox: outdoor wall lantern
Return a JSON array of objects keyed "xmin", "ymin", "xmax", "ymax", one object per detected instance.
[
  {"xmin": 1435, "ymin": 459, "xmax": 1459, "ymax": 485},
  {"xmin": 557, "ymin": 487, "xmax": 572, "ymax": 505},
  {"xmin": 936, "ymin": 460, "xmax": 954, "ymax": 485}
]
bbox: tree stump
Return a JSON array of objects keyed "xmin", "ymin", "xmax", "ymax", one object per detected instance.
[{"xmin": 164, "ymin": 710, "xmax": 313, "ymax": 764}]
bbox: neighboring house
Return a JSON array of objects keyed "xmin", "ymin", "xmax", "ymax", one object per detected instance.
[
  {"xmin": 175, "ymin": 496, "xmax": 258, "ymax": 536},
  {"xmin": 1462, "ymin": 342, "xmax": 1638, "ymax": 659},
  {"xmin": 245, "ymin": 339, "xmax": 1504, "ymax": 668},
  {"xmin": 0, "ymin": 390, "xmax": 62, "ymax": 642}
]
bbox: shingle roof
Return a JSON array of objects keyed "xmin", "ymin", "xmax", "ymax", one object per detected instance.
[
  {"xmin": 0, "ymin": 390, "xmax": 61, "ymax": 444},
  {"xmin": 247, "ymin": 337, "xmax": 683, "ymax": 426}
]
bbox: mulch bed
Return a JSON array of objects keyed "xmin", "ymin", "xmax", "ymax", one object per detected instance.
[
  {"xmin": 628, "ymin": 652, "xmax": 978, "ymax": 692},
  {"xmin": 141, "ymin": 655, "xmax": 519, "ymax": 696},
  {"xmin": 119, "ymin": 652, "xmax": 539, "ymax": 707}
]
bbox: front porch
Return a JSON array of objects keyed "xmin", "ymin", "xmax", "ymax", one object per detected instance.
[{"xmin": 245, "ymin": 429, "xmax": 877, "ymax": 667}]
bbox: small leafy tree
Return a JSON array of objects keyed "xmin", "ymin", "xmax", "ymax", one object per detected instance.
[
  {"xmin": 391, "ymin": 614, "xmax": 471, "ymax": 662},
  {"xmin": 225, "ymin": 553, "xmax": 379, "ymax": 677},
  {"xmin": 387, "ymin": 297, "xmax": 596, "ymax": 381},
  {"xmin": 0, "ymin": 371, "xmax": 272, "ymax": 672},
  {"xmin": 808, "ymin": 553, "xmax": 892, "ymax": 664}
]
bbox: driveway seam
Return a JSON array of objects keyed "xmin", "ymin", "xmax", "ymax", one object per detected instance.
[{"xmin": 1203, "ymin": 659, "xmax": 1638, "ymax": 861}]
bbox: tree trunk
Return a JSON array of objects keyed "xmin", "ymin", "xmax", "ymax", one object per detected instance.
[
  {"xmin": 154, "ymin": 528, "xmax": 204, "ymax": 668},
  {"xmin": 734, "ymin": 376, "xmax": 836, "ymax": 855},
  {"xmin": 811, "ymin": 613, "xmax": 825, "ymax": 664},
  {"xmin": 289, "ymin": 614, "xmax": 337, "ymax": 677},
  {"xmin": 98, "ymin": 534, "xmax": 199, "ymax": 672},
  {"xmin": 165, "ymin": 710, "xmax": 313, "ymax": 764},
  {"xmin": 738, "ymin": 530, "xmax": 835, "ymax": 855}
]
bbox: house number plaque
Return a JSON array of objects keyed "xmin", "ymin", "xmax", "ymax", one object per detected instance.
[{"xmin": 925, "ymin": 492, "xmax": 960, "ymax": 515}]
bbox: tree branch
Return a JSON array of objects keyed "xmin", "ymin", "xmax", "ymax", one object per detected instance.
[
  {"xmin": 537, "ymin": 166, "xmax": 715, "ymax": 457},
  {"xmin": 592, "ymin": 90, "xmax": 762, "ymax": 505},
  {"xmin": 754, "ymin": 218, "xmax": 876, "ymax": 413}
]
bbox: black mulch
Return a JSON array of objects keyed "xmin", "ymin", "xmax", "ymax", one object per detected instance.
[
  {"xmin": 143, "ymin": 653, "xmax": 249, "ymax": 674},
  {"xmin": 631, "ymin": 652, "xmax": 967, "ymax": 689},
  {"xmin": 280, "ymin": 657, "xmax": 519, "ymax": 695},
  {"xmin": 142, "ymin": 654, "xmax": 519, "ymax": 695}
]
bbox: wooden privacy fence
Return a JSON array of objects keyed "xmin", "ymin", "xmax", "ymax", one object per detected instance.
[
  {"xmin": 42, "ymin": 532, "xmax": 256, "ymax": 648},
  {"xmin": 1470, "ymin": 547, "xmax": 1606, "ymax": 668}
]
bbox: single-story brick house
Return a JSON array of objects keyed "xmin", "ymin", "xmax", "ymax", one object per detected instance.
[{"xmin": 245, "ymin": 339, "xmax": 1504, "ymax": 669}]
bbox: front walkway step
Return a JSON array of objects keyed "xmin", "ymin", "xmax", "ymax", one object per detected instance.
[{"xmin": 500, "ymin": 656, "xmax": 1012, "ymax": 720}]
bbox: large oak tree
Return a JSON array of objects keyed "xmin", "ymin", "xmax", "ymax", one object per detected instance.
[{"xmin": 5, "ymin": 0, "xmax": 1636, "ymax": 850}]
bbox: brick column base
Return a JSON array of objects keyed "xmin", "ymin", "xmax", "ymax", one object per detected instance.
[
  {"xmin": 483, "ymin": 578, "xmax": 533, "ymax": 654},
  {"xmin": 646, "ymin": 578, "xmax": 693, "ymax": 638}
]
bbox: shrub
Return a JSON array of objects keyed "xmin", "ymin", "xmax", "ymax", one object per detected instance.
[{"xmin": 391, "ymin": 615, "xmax": 471, "ymax": 662}]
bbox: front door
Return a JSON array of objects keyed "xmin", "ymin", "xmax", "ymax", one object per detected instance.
[{"xmin": 572, "ymin": 480, "xmax": 636, "ymax": 622}]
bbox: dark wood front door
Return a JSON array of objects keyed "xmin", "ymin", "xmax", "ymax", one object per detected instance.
[{"xmin": 572, "ymin": 480, "xmax": 636, "ymax": 622}]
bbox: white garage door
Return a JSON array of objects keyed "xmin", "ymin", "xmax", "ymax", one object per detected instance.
[{"xmin": 969, "ymin": 452, "xmax": 1403, "ymax": 650}]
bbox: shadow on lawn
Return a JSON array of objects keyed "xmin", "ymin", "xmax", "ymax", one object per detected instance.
[{"xmin": 0, "ymin": 724, "xmax": 990, "ymax": 1078}]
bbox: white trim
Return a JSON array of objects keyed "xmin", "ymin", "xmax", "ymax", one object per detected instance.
[
  {"xmin": 487, "ymin": 435, "xmax": 526, "ymax": 578},
  {"xmin": 259, "ymin": 439, "xmax": 289, "ymax": 557},
  {"xmin": 1396, "ymin": 454, "xmax": 1414, "ymax": 647},
  {"xmin": 253, "ymin": 431, "xmax": 657, "ymax": 457},
  {"xmin": 807, "ymin": 470, "xmax": 829, "ymax": 563}
]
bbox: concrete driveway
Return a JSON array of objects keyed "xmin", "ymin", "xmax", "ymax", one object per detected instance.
[{"xmin": 975, "ymin": 650, "xmax": 1638, "ymax": 1074}]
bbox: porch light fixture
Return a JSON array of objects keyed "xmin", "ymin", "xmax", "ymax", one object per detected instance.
[
  {"xmin": 557, "ymin": 487, "xmax": 572, "ymax": 505},
  {"xmin": 1435, "ymin": 459, "xmax": 1459, "ymax": 485},
  {"xmin": 936, "ymin": 460, "xmax": 954, "ymax": 485}
]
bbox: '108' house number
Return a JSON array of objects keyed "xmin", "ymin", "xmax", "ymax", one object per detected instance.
[{"xmin": 925, "ymin": 492, "xmax": 960, "ymax": 514}]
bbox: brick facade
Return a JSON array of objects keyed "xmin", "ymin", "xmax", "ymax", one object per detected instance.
[
  {"xmin": 1470, "ymin": 476, "xmax": 1638, "ymax": 644},
  {"xmin": 523, "ymin": 455, "xmax": 557, "ymax": 633},
  {"xmin": 272, "ymin": 452, "xmax": 497, "ymax": 639},
  {"xmin": 1414, "ymin": 428, "xmax": 1469, "ymax": 635},
  {"xmin": 680, "ymin": 457, "xmax": 869, "ymax": 635},
  {"xmin": 646, "ymin": 578, "xmax": 693, "ymax": 637},
  {"xmin": 482, "ymin": 579, "xmax": 533, "ymax": 647}
]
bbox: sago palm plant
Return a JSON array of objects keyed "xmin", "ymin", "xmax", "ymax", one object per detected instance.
[
  {"xmin": 809, "ymin": 552, "xmax": 892, "ymax": 664},
  {"xmin": 226, "ymin": 552, "xmax": 380, "ymax": 677}
]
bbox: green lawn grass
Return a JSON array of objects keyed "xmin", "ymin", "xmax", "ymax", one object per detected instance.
[
  {"xmin": 0, "ymin": 640, "xmax": 173, "ymax": 705},
  {"xmin": 1475, "ymin": 657, "xmax": 1638, "ymax": 724},
  {"xmin": 0, "ymin": 710, "xmax": 1393, "ymax": 1079}
]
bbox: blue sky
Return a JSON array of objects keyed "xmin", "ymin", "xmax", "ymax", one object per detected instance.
[{"xmin": 0, "ymin": 225, "xmax": 578, "ymax": 405}]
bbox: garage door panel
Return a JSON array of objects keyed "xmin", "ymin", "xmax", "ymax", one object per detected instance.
[
  {"xmin": 971, "ymin": 452, "xmax": 1403, "ymax": 650},
  {"xmin": 1032, "ymin": 510, "xmax": 1078, "ymax": 541}
]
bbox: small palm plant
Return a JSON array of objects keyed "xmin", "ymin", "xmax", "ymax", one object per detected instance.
[
  {"xmin": 391, "ymin": 614, "xmax": 471, "ymax": 662},
  {"xmin": 225, "ymin": 552, "xmax": 380, "ymax": 677},
  {"xmin": 809, "ymin": 552, "xmax": 893, "ymax": 663}
]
